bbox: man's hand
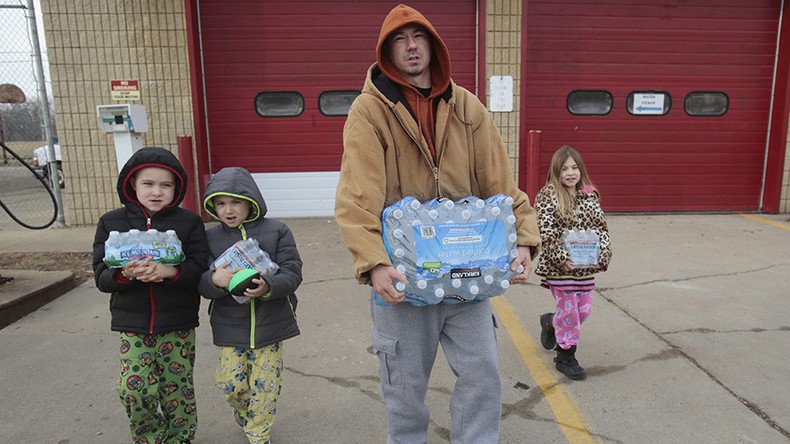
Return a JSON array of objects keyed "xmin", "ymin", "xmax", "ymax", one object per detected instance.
[
  {"xmin": 509, "ymin": 246, "xmax": 533, "ymax": 285},
  {"xmin": 370, "ymin": 264, "xmax": 408, "ymax": 304},
  {"xmin": 211, "ymin": 262, "xmax": 242, "ymax": 289}
]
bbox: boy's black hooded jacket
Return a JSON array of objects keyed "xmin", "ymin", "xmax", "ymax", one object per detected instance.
[
  {"xmin": 198, "ymin": 167, "xmax": 302, "ymax": 349},
  {"xmin": 92, "ymin": 147, "xmax": 208, "ymax": 334}
]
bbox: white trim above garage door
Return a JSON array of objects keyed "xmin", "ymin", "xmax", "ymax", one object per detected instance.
[{"xmin": 251, "ymin": 172, "xmax": 339, "ymax": 218}]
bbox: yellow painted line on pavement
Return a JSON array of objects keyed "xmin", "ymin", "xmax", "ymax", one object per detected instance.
[
  {"xmin": 491, "ymin": 296, "xmax": 595, "ymax": 444},
  {"xmin": 740, "ymin": 214, "xmax": 790, "ymax": 231}
]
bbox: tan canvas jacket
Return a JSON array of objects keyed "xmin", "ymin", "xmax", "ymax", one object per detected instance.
[{"xmin": 335, "ymin": 64, "xmax": 540, "ymax": 284}]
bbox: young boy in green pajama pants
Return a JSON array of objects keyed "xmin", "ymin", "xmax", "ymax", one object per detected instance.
[
  {"xmin": 93, "ymin": 147, "xmax": 209, "ymax": 443},
  {"xmin": 198, "ymin": 167, "xmax": 302, "ymax": 444}
]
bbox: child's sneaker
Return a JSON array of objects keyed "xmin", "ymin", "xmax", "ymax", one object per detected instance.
[
  {"xmin": 233, "ymin": 409, "xmax": 247, "ymax": 427},
  {"xmin": 554, "ymin": 345, "xmax": 587, "ymax": 380},
  {"xmin": 539, "ymin": 313, "xmax": 556, "ymax": 350}
]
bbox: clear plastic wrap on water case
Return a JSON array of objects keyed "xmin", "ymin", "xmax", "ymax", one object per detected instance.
[
  {"xmin": 211, "ymin": 238, "xmax": 279, "ymax": 275},
  {"xmin": 211, "ymin": 239, "xmax": 280, "ymax": 304},
  {"xmin": 103, "ymin": 229, "xmax": 184, "ymax": 268},
  {"xmin": 381, "ymin": 195, "xmax": 521, "ymax": 306},
  {"xmin": 561, "ymin": 229, "xmax": 600, "ymax": 268}
]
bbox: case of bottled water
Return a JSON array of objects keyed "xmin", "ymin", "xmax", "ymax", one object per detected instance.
[
  {"xmin": 211, "ymin": 238, "xmax": 279, "ymax": 277},
  {"xmin": 103, "ymin": 229, "xmax": 184, "ymax": 268},
  {"xmin": 211, "ymin": 239, "xmax": 280, "ymax": 304},
  {"xmin": 561, "ymin": 229, "xmax": 600, "ymax": 268},
  {"xmin": 381, "ymin": 194, "xmax": 521, "ymax": 306}
]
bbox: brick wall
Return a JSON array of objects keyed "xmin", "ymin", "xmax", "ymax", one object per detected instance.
[
  {"xmin": 486, "ymin": 0, "xmax": 522, "ymax": 187},
  {"xmin": 40, "ymin": 0, "xmax": 193, "ymax": 226}
]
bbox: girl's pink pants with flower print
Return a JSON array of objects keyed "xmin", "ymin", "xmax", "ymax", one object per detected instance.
[{"xmin": 550, "ymin": 287, "xmax": 593, "ymax": 349}]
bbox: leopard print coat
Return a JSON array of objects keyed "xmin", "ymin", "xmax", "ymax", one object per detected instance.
[{"xmin": 533, "ymin": 183, "xmax": 612, "ymax": 278}]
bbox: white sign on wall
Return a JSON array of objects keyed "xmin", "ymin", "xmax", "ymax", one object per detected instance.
[
  {"xmin": 632, "ymin": 93, "xmax": 666, "ymax": 115},
  {"xmin": 489, "ymin": 76, "xmax": 513, "ymax": 112}
]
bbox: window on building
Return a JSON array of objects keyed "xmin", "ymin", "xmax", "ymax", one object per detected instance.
[
  {"xmin": 626, "ymin": 91, "xmax": 671, "ymax": 116},
  {"xmin": 319, "ymin": 90, "xmax": 360, "ymax": 116},
  {"xmin": 685, "ymin": 92, "xmax": 728, "ymax": 117},
  {"xmin": 254, "ymin": 91, "xmax": 304, "ymax": 117},
  {"xmin": 567, "ymin": 90, "xmax": 613, "ymax": 115}
]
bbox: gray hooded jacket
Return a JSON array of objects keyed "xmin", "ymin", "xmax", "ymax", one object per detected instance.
[{"xmin": 198, "ymin": 167, "xmax": 302, "ymax": 348}]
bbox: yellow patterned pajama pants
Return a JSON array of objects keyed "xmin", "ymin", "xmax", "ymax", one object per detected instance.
[{"xmin": 216, "ymin": 343, "xmax": 283, "ymax": 444}]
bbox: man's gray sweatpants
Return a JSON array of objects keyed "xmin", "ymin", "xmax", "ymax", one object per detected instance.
[{"xmin": 370, "ymin": 296, "xmax": 501, "ymax": 444}]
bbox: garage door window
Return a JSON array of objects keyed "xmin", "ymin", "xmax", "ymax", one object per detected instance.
[
  {"xmin": 685, "ymin": 92, "xmax": 728, "ymax": 117},
  {"xmin": 567, "ymin": 90, "xmax": 613, "ymax": 115},
  {"xmin": 319, "ymin": 90, "xmax": 360, "ymax": 116},
  {"xmin": 626, "ymin": 91, "xmax": 671, "ymax": 116},
  {"xmin": 255, "ymin": 91, "xmax": 304, "ymax": 117}
]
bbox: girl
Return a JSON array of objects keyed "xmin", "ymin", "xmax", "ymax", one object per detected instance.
[{"xmin": 534, "ymin": 146, "xmax": 612, "ymax": 380}]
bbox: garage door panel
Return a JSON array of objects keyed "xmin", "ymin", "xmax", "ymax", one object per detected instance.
[
  {"xmin": 200, "ymin": 0, "xmax": 477, "ymax": 174},
  {"xmin": 528, "ymin": 51, "xmax": 773, "ymax": 67},
  {"xmin": 523, "ymin": 0, "xmax": 778, "ymax": 211}
]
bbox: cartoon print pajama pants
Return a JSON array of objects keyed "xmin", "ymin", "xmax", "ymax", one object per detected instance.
[
  {"xmin": 117, "ymin": 329, "xmax": 197, "ymax": 444},
  {"xmin": 215, "ymin": 342, "xmax": 283, "ymax": 444},
  {"xmin": 550, "ymin": 287, "xmax": 593, "ymax": 349}
]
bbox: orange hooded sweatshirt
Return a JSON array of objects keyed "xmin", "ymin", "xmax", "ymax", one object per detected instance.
[{"xmin": 376, "ymin": 4, "xmax": 452, "ymax": 161}]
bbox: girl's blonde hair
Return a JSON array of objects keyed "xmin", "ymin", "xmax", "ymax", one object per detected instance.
[{"xmin": 546, "ymin": 145, "xmax": 594, "ymax": 218}]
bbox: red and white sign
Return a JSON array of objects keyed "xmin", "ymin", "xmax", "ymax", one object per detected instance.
[{"xmin": 110, "ymin": 80, "xmax": 140, "ymax": 101}]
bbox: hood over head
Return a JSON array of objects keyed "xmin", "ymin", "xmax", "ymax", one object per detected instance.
[
  {"xmin": 202, "ymin": 167, "xmax": 267, "ymax": 224},
  {"xmin": 376, "ymin": 4, "xmax": 451, "ymax": 98},
  {"xmin": 117, "ymin": 146, "xmax": 188, "ymax": 212}
]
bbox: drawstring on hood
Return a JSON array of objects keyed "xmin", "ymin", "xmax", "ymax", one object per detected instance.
[{"xmin": 376, "ymin": 4, "xmax": 452, "ymax": 160}]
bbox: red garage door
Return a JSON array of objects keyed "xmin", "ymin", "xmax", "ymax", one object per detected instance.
[
  {"xmin": 521, "ymin": 1, "xmax": 780, "ymax": 211},
  {"xmin": 198, "ymin": 0, "xmax": 479, "ymax": 174}
]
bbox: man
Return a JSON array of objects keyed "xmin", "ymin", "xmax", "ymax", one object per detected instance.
[{"xmin": 334, "ymin": 4, "xmax": 540, "ymax": 443}]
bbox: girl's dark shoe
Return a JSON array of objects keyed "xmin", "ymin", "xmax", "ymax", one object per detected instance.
[
  {"xmin": 554, "ymin": 345, "xmax": 587, "ymax": 380},
  {"xmin": 540, "ymin": 313, "xmax": 556, "ymax": 350}
]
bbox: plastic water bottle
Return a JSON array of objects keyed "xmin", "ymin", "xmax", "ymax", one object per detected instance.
[
  {"xmin": 104, "ymin": 231, "xmax": 123, "ymax": 267},
  {"xmin": 127, "ymin": 229, "xmax": 142, "ymax": 250},
  {"xmin": 164, "ymin": 230, "xmax": 184, "ymax": 264},
  {"xmin": 107, "ymin": 230, "xmax": 121, "ymax": 246}
]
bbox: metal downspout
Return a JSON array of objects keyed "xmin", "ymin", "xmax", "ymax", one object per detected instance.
[
  {"xmin": 759, "ymin": 0, "xmax": 785, "ymax": 211},
  {"xmin": 195, "ymin": 0, "xmax": 213, "ymax": 173}
]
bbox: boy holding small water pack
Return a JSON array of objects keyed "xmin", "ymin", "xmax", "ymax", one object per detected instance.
[{"xmin": 198, "ymin": 167, "xmax": 302, "ymax": 444}]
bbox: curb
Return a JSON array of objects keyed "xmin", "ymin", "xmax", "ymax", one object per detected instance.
[{"xmin": 0, "ymin": 270, "xmax": 77, "ymax": 329}]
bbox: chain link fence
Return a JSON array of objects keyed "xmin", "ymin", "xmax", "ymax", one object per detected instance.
[{"xmin": 0, "ymin": 1, "xmax": 60, "ymax": 230}]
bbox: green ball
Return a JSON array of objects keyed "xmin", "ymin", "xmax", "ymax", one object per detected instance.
[{"xmin": 228, "ymin": 269, "xmax": 261, "ymax": 296}]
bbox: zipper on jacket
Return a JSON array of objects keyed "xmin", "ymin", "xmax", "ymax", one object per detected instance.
[
  {"xmin": 148, "ymin": 284, "xmax": 155, "ymax": 334},
  {"xmin": 392, "ymin": 106, "xmax": 440, "ymax": 196},
  {"xmin": 140, "ymin": 207, "xmax": 155, "ymax": 333},
  {"xmin": 249, "ymin": 300, "xmax": 256, "ymax": 348},
  {"xmin": 434, "ymin": 103, "xmax": 454, "ymax": 199},
  {"xmin": 238, "ymin": 223, "xmax": 256, "ymax": 348},
  {"xmin": 433, "ymin": 167, "xmax": 440, "ymax": 198}
]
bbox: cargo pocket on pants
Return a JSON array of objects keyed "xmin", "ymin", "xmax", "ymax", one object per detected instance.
[{"xmin": 372, "ymin": 332, "xmax": 402, "ymax": 387}]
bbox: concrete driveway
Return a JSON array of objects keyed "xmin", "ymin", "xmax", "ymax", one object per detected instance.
[{"xmin": 0, "ymin": 214, "xmax": 788, "ymax": 443}]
